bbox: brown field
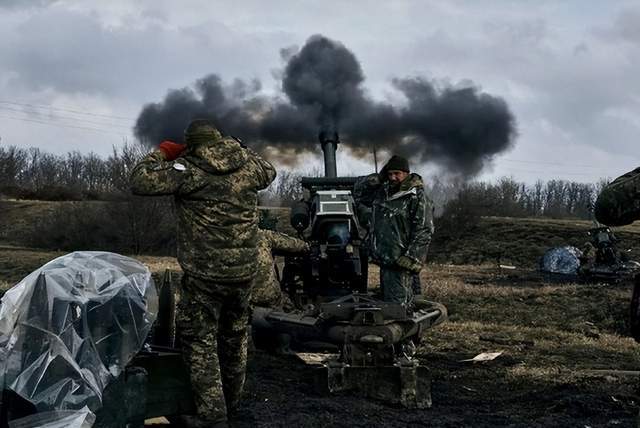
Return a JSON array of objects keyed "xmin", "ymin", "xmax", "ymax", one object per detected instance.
[
  {"xmin": 1, "ymin": 200, "xmax": 639, "ymax": 426},
  {"xmin": 4, "ymin": 198, "xmax": 640, "ymax": 267},
  {"xmin": 235, "ymin": 264, "xmax": 640, "ymax": 427},
  {"xmin": 1, "ymin": 243, "xmax": 639, "ymax": 427},
  {"xmin": 430, "ymin": 216, "xmax": 640, "ymax": 268}
]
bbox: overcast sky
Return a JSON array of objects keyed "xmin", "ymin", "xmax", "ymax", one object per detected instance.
[{"xmin": 1, "ymin": 0, "xmax": 639, "ymax": 183}]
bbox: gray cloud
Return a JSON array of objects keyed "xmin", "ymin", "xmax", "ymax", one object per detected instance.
[
  {"xmin": 0, "ymin": 0, "xmax": 59, "ymax": 9},
  {"xmin": 0, "ymin": 6, "xmax": 283, "ymax": 100},
  {"xmin": 400, "ymin": 9, "xmax": 640, "ymax": 160},
  {"xmin": 1, "ymin": 1, "xmax": 639, "ymax": 182},
  {"xmin": 597, "ymin": 7, "xmax": 640, "ymax": 44}
]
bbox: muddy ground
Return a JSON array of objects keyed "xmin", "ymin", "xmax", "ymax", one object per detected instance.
[
  {"xmin": 1, "ymin": 248, "xmax": 639, "ymax": 427},
  {"xmin": 230, "ymin": 265, "xmax": 640, "ymax": 427},
  {"xmin": 237, "ymin": 350, "xmax": 635, "ymax": 428}
]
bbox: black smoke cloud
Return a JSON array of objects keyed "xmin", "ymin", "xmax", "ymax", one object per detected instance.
[
  {"xmin": 282, "ymin": 35, "xmax": 365, "ymax": 135},
  {"xmin": 135, "ymin": 34, "xmax": 516, "ymax": 175}
]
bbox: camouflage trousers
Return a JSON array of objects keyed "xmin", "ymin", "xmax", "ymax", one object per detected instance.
[
  {"xmin": 177, "ymin": 274, "xmax": 252, "ymax": 423},
  {"xmin": 380, "ymin": 267, "xmax": 414, "ymax": 304}
]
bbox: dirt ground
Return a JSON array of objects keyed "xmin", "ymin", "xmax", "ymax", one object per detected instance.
[
  {"xmin": 230, "ymin": 265, "xmax": 640, "ymax": 427},
  {"xmin": 1, "ymin": 248, "xmax": 639, "ymax": 427}
]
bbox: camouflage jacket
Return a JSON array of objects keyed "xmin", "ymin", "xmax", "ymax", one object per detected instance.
[
  {"xmin": 595, "ymin": 166, "xmax": 640, "ymax": 227},
  {"xmin": 130, "ymin": 138, "xmax": 276, "ymax": 283},
  {"xmin": 353, "ymin": 173, "xmax": 434, "ymax": 268},
  {"xmin": 250, "ymin": 229, "xmax": 308, "ymax": 308}
]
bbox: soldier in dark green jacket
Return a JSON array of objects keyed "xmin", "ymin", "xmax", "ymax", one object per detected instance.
[
  {"xmin": 595, "ymin": 166, "xmax": 640, "ymax": 227},
  {"xmin": 354, "ymin": 155, "xmax": 434, "ymax": 305},
  {"xmin": 130, "ymin": 119, "xmax": 276, "ymax": 428}
]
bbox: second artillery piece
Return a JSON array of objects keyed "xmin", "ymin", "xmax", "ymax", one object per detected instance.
[
  {"xmin": 251, "ymin": 131, "xmax": 447, "ymax": 408},
  {"xmin": 540, "ymin": 225, "xmax": 640, "ymax": 283}
]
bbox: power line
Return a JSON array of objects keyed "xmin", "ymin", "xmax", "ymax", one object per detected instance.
[
  {"xmin": 0, "ymin": 106, "xmax": 133, "ymax": 130},
  {"xmin": 0, "ymin": 100, "xmax": 136, "ymax": 122},
  {"xmin": 0, "ymin": 114, "xmax": 130, "ymax": 136}
]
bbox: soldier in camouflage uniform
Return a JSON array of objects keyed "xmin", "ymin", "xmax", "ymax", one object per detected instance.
[
  {"xmin": 353, "ymin": 155, "xmax": 434, "ymax": 305},
  {"xmin": 250, "ymin": 228, "xmax": 308, "ymax": 309},
  {"xmin": 130, "ymin": 119, "xmax": 276, "ymax": 427},
  {"xmin": 595, "ymin": 166, "xmax": 640, "ymax": 227}
]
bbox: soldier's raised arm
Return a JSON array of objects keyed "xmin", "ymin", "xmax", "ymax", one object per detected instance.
[
  {"xmin": 595, "ymin": 166, "xmax": 640, "ymax": 226},
  {"xmin": 263, "ymin": 229, "xmax": 309, "ymax": 255},
  {"xmin": 244, "ymin": 147, "xmax": 277, "ymax": 190},
  {"xmin": 353, "ymin": 172, "xmax": 383, "ymax": 207},
  {"xmin": 130, "ymin": 148, "xmax": 188, "ymax": 196}
]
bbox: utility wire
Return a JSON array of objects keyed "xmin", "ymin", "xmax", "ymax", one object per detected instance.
[
  {"xmin": 0, "ymin": 114, "xmax": 129, "ymax": 136},
  {"xmin": 0, "ymin": 106, "xmax": 133, "ymax": 130},
  {"xmin": 0, "ymin": 100, "xmax": 135, "ymax": 122}
]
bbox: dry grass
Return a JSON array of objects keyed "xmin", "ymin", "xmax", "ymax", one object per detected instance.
[
  {"xmin": 0, "ymin": 280, "xmax": 11, "ymax": 295},
  {"xmin": 430, "ymin": 216, "xmax": 640, "ymax": 267},
  {"xmin": 4, "ymin": 199, "xmax": 640, "ymax": 268},
  {"xmin": 0, "ymin": 246, "xmax": 65, "ymax": 286},
  {"xmin": 415, "ymin": 263, "xmax": 640, "ymax": 399},
  {"xmin": 1, "ymin": 205, "xmax": 639, "ymax": 425},
  {"xmin": 0, "ymin": 247, "xmax": 179, "ymax": 295},
  {"xmin": 134, "ymin": 255, "xmax": 180, "ymax": 274},
  {"xmin": 422, "ymin": 264, "xmax": 632, "ymax": 333},
  {"xmin": 0, "ymin": 200, "xmax": 66, "ymax": 243},
  {"xmin": 0, "ymin": 246, "xmax": 638, "ymax": 424}
]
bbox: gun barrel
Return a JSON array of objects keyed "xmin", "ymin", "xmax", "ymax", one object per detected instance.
[
  {"xmin": 319, "ymin": 131, "xmax": 339, "ymax": 178},
  {"xmin": 322, "ymin": 140, "xmax": 337, "ymax": 177}
]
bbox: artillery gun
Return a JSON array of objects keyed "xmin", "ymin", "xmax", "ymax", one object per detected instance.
[
  {"xmin": 540, "ymin": 225, "xmax": 640, "ymax": 283},
  {"xmin": 251, "ymin": 131, "xmax": 447, "ymax": 408},
  {"xmin": 579, "ymin": 226, "xmax": 640, "ymax": 282},
  {"xmin": 0, "ymin": 133, "xmax": 446, "ymax": 427}
]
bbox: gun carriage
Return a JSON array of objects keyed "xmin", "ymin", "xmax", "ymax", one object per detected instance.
[
  {"xmin": 251, "ymin": 131, "xmax": 446, "ymax": 408},
  {"xmin": 0, "ymin": 132, "xmax": 446, "ymax": 428}
]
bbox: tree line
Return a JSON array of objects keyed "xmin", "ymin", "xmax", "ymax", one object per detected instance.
[
  {"xmin": 429, "ymin": 176, "xmax": 608, "ymax": 220},
  {"xmin": 0, "ymin": 143, "xmax": 609, "ymax": 255},
  {"xmin": 0, "ymin": 143, "xmax": 607, "ymax": 218},
  {"xmin": 262, "ymin": 173, "xmax": 607, "ymax": 220},
  {"xmin": 0, "ymin": 143, "xmax": 144, "ymax": 200}
]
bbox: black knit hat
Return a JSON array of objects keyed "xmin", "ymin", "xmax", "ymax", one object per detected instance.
[{"xmin": 384, "ymin": 155, "xmax": 410, "ymax": 173}]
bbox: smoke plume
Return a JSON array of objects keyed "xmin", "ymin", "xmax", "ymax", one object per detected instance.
[{"xmin": 134, "ymin": 34, "xmax": 516, "ymax": 175}]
